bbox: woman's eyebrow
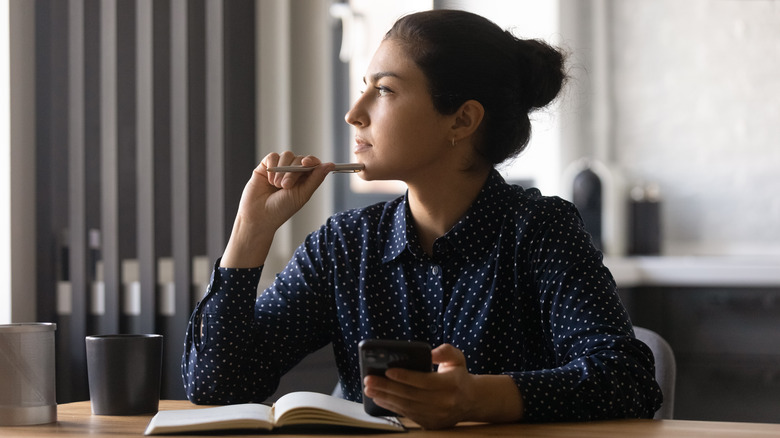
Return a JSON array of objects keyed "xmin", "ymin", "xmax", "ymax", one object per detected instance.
[{"xmin": 363, "ymin": 71, "xmax": 401, "ymax": 85}]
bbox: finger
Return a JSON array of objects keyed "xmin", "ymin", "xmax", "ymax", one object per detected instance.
[
  {"xmin": 383, "ymin": 367, "xmax": 437, "ymax": 390},
  {"xmin": 299, "ymin": 155, "xmax": 322, "ymax": 168},
  {"xmin": 275, "ymin": 151, "xmax": 301, "ymax": 187},
  {"xmin": 291, "ymin": 160, "xmax": 332, "ymax": 197},
  {"xmin": 364, "ymin": 374, "xmax": 418, "ymax": 398},
  {"xmin": 259, "ymin": 152, "xmax": 282, "ymax": 183},
  {"xmin": 364, "ymin": 375, "xmax": 420, "ymax": 410},
  {"xmin": 259, "ymin": 152, "xmax": 280, "ymax": 171},
  {"xmin": 431, "ymin": 343, "xmax": 467, "ymax": 370},
  {"xmin": 281, "ymin": 155, "xmax": 321, "ymax": 189}
]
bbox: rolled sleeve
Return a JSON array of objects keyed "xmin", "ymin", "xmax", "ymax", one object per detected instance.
[{"xmin": 182, "ymin": 260, "xmax": 263, "ymax": 404}]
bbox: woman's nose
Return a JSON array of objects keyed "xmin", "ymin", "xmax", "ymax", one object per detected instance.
[
  {"xmin": 344, "ymin": 107, "xmax": 360, "ymax": 127},
  {"xmin": 345, "ymin": 97, "xmax": 367, "ymax": 127}
]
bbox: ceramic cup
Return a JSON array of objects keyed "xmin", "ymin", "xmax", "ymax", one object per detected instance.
[{"xmin": 85, "ymin": 334, "xmax": 163, "ymax": 415}]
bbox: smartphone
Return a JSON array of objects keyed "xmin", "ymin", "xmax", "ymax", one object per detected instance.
[{"xmin": 358, "ymin": 339, "xmax": 432, "ymax": 417}]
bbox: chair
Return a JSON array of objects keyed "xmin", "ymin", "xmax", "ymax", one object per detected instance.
[{"xmin": 634, "ymin": 326, "xmax": 676, "ymax": 419}]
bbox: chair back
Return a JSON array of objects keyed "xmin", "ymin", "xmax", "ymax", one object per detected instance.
[{"xmin": 634, "ymin": 326, "xmax": 676, "ymax": 419}]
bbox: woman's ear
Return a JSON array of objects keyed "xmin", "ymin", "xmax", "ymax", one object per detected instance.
[{"xmin": 450, "ymin": 99, "xmax": 485, "ymax": 141}]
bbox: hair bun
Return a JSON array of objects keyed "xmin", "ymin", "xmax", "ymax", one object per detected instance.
[{"xmin": 515, "ymin": 38, "xmax": 566, "ymax": 110}]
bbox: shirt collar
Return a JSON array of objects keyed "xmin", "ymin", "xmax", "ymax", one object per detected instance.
[
  {"xmin": 381, "ymin": 194, "xmax": 413, "ymax": 263},
  {"xmin": 381, "ymin": 169, "xmax": 512, "ymax": 264}
]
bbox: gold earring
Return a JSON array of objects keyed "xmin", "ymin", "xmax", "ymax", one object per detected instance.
[{"xmin": 451, "ymin": 138, "xmax": 457, "ymax": 147}]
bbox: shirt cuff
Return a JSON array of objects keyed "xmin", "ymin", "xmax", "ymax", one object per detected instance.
[{"xmin": 198, "ymin": 258, "xmax": 263, "ymax": 316}]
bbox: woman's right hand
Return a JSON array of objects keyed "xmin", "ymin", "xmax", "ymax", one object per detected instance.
[{"xmin": 220, "ymin": 152, "xmax": 334, "ymax": 268}]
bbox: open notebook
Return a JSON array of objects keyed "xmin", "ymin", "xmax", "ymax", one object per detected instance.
[{"xmin": 144, "ymin": 391, "xmax": 405, "ymax": 435}]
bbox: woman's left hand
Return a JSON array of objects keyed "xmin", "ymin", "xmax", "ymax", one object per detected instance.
[{"xmin": 362, "ymin": 343, "xmax": 523, "ymax": 429}]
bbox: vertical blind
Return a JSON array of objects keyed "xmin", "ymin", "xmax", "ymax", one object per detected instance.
[{"xmin": 35, "ymin": 0, "xmax": 256, "ymax": 402}]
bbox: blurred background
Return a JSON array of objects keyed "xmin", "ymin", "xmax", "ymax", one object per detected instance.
[{"xmin": 1, "ymin": 0, "xmax": 778, "ymax": 423}]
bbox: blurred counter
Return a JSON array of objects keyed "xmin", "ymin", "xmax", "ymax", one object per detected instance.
[{"xmin": 604, "ymin": 256, "xmax": 780, "ymax": 288}]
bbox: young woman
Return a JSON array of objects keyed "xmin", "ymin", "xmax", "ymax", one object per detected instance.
[{"xmin": 182, "ymin": 10, "xmax": 662, "ymax": 429}]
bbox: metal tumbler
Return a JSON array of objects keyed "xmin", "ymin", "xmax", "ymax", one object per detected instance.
[{"xmin": 0, "ymin": 323, "xmax": 57, "ymax": 426}]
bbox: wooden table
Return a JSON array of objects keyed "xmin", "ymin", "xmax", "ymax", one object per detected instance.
[{"xmin": 2, "ymin": 400, "xmax": 780, "ymax": 437}]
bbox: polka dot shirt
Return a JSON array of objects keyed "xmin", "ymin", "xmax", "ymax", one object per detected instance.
[{"xmin": 182, "ymin": 170, "xmax": 662, "ymax": 422}]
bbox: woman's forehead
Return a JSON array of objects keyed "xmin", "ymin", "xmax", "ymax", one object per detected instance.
[{"xmin": 364, "ymin": 39, "xmax": 419, "ymax": 84}]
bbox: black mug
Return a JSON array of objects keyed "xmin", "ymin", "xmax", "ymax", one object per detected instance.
[{"xmin": 85, "ymin": 334, "xmax": 163, "ymax": 415}]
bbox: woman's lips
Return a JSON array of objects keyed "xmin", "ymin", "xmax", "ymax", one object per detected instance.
[{"xmin": 353, "ymin": 141, "xmax": 372, "ymax": 154}]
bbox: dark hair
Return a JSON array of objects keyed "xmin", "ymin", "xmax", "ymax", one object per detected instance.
[{"xmin": 385, "ymin": 10, "xmax": 566, "ymax": 164}]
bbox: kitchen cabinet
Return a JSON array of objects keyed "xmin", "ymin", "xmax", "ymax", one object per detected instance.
[{"xmin": 611, "ymin": 256, "xmax": 780, "ymax": 422}]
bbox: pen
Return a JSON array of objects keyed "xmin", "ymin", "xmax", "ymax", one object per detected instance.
[{"xmin": 267, "ymin": 163, "xmax": 365, "ymax": 173}]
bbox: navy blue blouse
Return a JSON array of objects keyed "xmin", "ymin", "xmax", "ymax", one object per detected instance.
[{"xmin": 182, "ymin": 170, "xmax": 662, "ymax": 422}]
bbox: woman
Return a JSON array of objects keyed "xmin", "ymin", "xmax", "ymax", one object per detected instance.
[{"xmin": 182, "ymin": 9, "xmax": 662, "ymax": 428}]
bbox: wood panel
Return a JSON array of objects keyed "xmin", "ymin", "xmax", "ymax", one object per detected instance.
[{"xmin": 34, "ymin": 0, "xmax": 255, "ymax": 402}]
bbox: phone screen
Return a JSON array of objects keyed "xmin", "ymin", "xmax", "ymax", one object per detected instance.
[{"xmin": 358, "ymin": 339, "xmax": 432, "ymax": 417}]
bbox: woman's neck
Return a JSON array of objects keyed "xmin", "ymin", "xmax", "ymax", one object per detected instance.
[{"xmin": 406, "ymin": 167, "xmax": 491, "ymax": 255}]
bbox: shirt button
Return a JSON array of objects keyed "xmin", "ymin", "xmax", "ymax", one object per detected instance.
[
  {"xmin": 431, "ymin": 265, "xmax": 440, "ymax": 275},
  {"xmin": 429, "ymin": 323, "xmax": 438, "ymax": 334}
]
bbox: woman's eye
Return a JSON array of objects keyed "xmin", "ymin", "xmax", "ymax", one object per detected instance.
[
  {"xmin": 357, "ymin": 86, "xmax": 392, "ymax": 97},
  {"xmin": 375, "ymin": 86, "xmax": 392, "ymax": 96}
]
